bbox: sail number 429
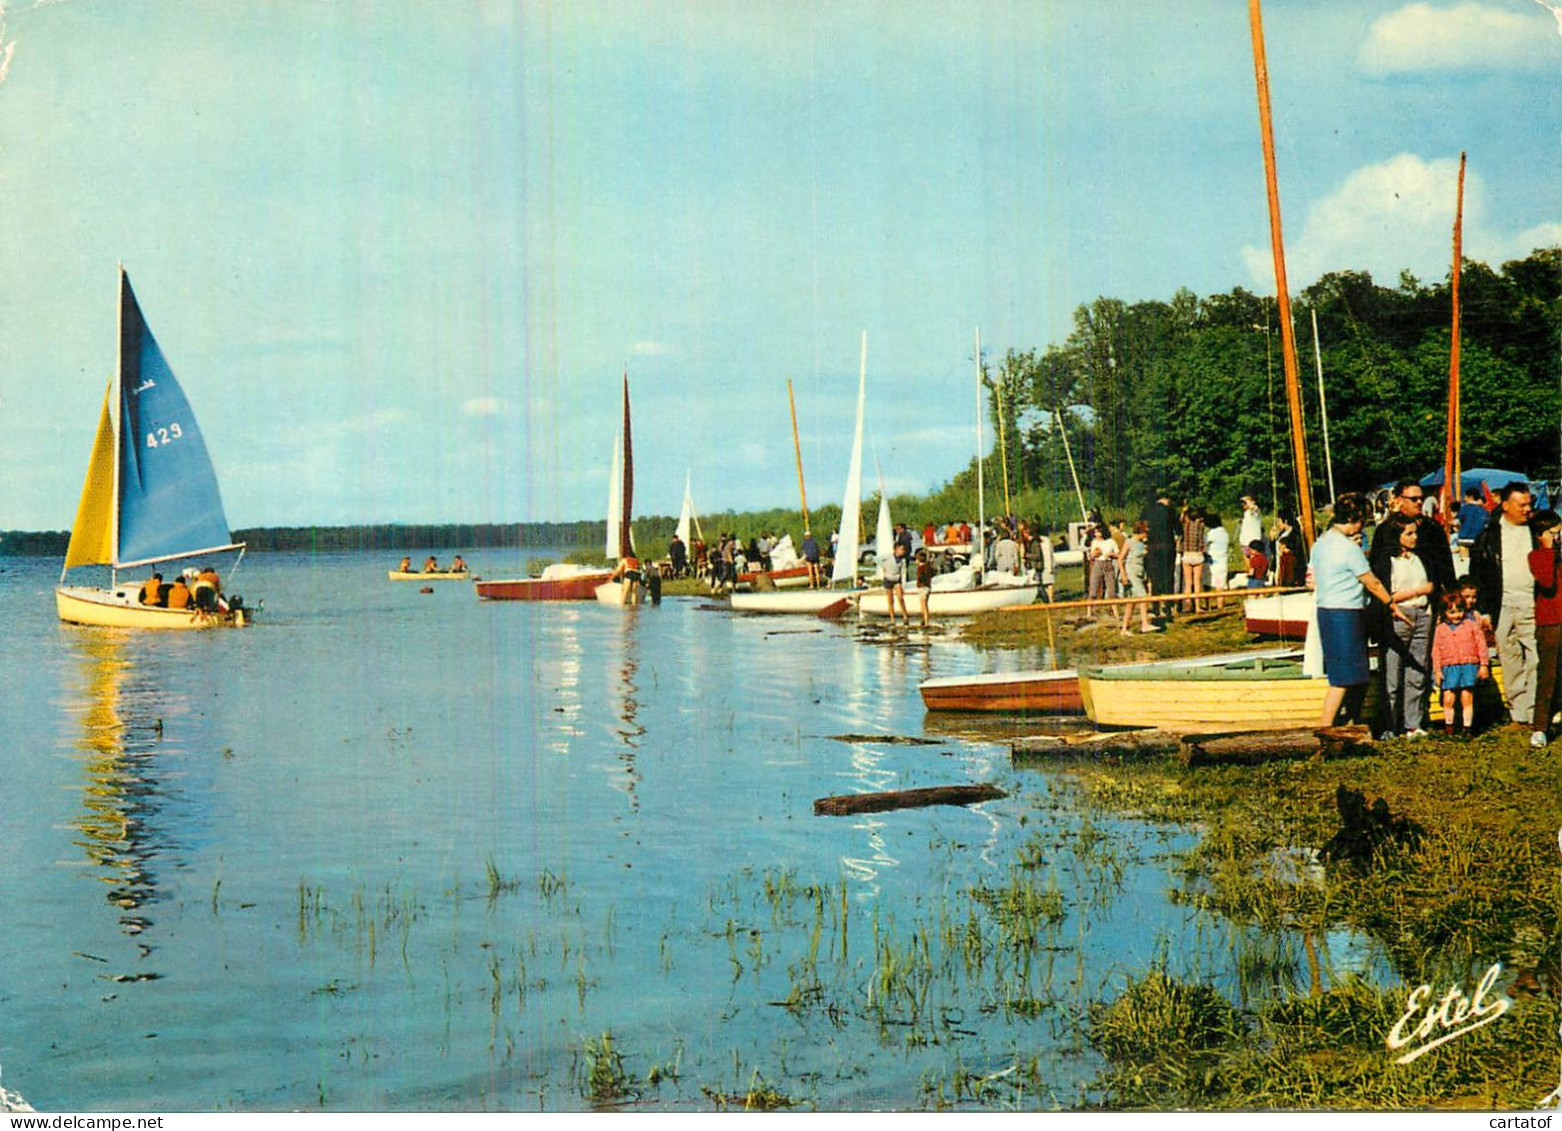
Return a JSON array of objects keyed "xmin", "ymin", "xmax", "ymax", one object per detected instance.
[{"xmin": 146, "ymin": 423, "xmax": 184, "ymax": 448}]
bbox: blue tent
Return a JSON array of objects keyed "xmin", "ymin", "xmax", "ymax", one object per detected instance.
[{"xmin": 1418, "ymin": 467, "xmax": 1551, "ymax": 510}]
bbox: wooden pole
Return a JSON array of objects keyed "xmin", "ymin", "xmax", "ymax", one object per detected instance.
[
  {"xmin": 1442, "ymin": 152, "xmax": 1466, "ymax": 520},
  {"xmin": 788, "ymin": 378, "xmax": 811, "ymax": 535},
  {"xmin": 1249, "ymin": 0, "xmax": 1315, "ymax": 547}
]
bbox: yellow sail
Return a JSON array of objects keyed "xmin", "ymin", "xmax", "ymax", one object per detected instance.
[{"xmin": 63, "ymin": 385, "xmax": 117, "ymax": 569}]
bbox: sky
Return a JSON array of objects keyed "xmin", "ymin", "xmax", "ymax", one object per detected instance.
[{"xmin": 0, "ymin": 0, "xmax": 1557, "ymax": 531}]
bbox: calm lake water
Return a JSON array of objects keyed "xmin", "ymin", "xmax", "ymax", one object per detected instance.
[{"xmin": 0, "ymin": 550, "xmax": 1370, "ymax": 1112}]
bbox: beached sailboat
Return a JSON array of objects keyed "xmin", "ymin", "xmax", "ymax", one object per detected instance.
[
  {"xmin": 731, "ymin": 336, "xmax": 871, "ymax": 614},
  {"xmin": 476, "ymin": 389, "xmax": 622, "ymax": 602},
  {"xmin": 858, "ymin": 329, "xmax": 1037, "ymax": 618},
  {"xmin": 56, "ymin": 269, "xmax": 253, "ymax": 630},
  {"xmin": 595, "ymin": 376, "xmax": 642, "ymax": 607}
]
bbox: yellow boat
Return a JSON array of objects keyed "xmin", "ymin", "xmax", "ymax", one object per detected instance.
[{"xmin": 388, "ymin": 570, "xmax": 470, "ymax": 582}]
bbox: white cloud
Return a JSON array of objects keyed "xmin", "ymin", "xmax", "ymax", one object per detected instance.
[
  {"xmin": 1241, "ymin": 153, "xmax": 1559, "ymax": 291},
  {"xmin": 1358, "ymin": 2, "xmax": 1556, "ymax": 75},
  {"xmin": 461, "ymin": 396, "xmax": 504, "ymax": 416}
]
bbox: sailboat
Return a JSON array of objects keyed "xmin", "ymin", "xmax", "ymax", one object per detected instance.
[
  {"xmin": 475, "ymin": 384, "xmax": 624, "ymax": 602},
  {"xmin": 55, "ymin": 269, "xmax": 254, "ymax": 630},
  {"xmin": 595, "ymin": 375, "xmax": 642, "ymax": 606},
  {"xmin": 858, "ymin": 329, "xmax": 1037, "ymax": 618},
  {"xmin": 730, "ymin": 335, "xmax": 871, "ymax": 614}
]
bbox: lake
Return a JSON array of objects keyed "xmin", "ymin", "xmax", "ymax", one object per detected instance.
[{"xmin": 0, "ymin": 549, "xmax": 1364, "ymax": 1112}]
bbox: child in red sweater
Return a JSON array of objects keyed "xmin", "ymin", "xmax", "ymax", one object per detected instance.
[
  {"xmin": 1431, "ymin": 590, "xmax": 1488, "ymax": 736},
  {"xmin": 1527, "ymin": 511, "xmax": 1562, "ymax": 748}
]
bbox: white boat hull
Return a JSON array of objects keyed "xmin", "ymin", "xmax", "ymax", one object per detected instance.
[
  {"xmin": 858, "ymin": 583, "xmax": 1038, "ymax": 618},
  {"xmin": 1244, "ymin": 590, "xmax": 1314, "ymax": 637},
  {"xmin": 730, "ymin": 588, "xmax": 859, "ymax": 614},
  {"xmin": 56, "ymin": 585, "xmax": 247, "ymax": 630}
]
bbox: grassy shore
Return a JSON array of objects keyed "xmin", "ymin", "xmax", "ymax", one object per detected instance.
[{"xmin": 964, "ymin": 588, "xmax": 1560, "ymax": 1109}]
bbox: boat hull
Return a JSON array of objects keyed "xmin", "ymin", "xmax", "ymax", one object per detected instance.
[
  {"xmin": 56, "ymin": 585, "xmax": 248, "ymax": 630},
  {"xmin": 920, "ymin": 669, "xmax": 1083, "ymax": 714},
  {"xmin": 1244, "ymin": 590, "xmax": 1313, "ymax": 637},
  {"xmin": 730, "ymin": 588, "xmax": 858, "ymax": 614},
  {"xmin": 475, "ymin": 572, "xmax": 611, "ymax": 601},
  {"xmin": 737, "ymin": 565, "xmax": 813, "ymax": 589},
  {"xmin": 389, "ymin": 570, "xmax": 470, "ymax": 582},
  {"xmin": 858, "ymin": 583, "xmax": 1038, "ymax": 617}
]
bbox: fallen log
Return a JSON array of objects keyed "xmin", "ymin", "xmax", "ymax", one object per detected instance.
[
  {"xmin": 1011, "ymin": 728, "xmax": 1183, "ymax": 764},
  {"xmin": 1179, "ymin": 724, "xmax": 1374, "ymax": 767},
  {"xmin": 813, "ymin": 783, "xmax": 1005, "ymax": 816}
]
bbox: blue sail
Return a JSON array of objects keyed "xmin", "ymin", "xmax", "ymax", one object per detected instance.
[{"xmin": 115, "ymin": 273, "xmax": 237, "ymax": 567}]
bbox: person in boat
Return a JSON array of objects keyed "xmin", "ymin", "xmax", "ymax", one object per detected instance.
[
  {"xmin": 423, "ymin": 555, "xmax": 440, "ymax": 573},
  {"xmin": 191, "ymin": 566, "xmax": 222, "ymax": 613},
  {"xmin": 398, "ymin": 556, "xmax": 412, "ymax": 573},
  {"xmin": 882, "ymin": 540, "xmax": 910, "ymax": 626},
  {"xmin": 1372, "ymin": 513, "xmax": 1436, "ymax": 739},
  {"xmin": 922, "ymin": 522, "xmax": 937, "ymax": 548},
  {"xmin": 1314, "ymin": 493, "xmax": 1410, "ymax": 728},
  {"xmin": 166, "ymin": 575, "xmax": 192, "ymax": 610},
  {"xmin": 1470, "ymin": 481, "xmax": 1540, "ymax": 735},
  {"xmin": 1526, "ymin": 510, "xmax": 1561, "ymax": 749},
  {"xmin": 451, "ymin": 555, "xmax": 467, "ymax": 573},
  {"xmin": 611, "ymin": 552, "xmax": 644, "ymax": 604},
  {"xmin": 140, "ymin": 572, "xmax": 165, "ymax": 607},
  {"xmin": 801, "ymin": 531, "xmax": 821, "ymax": 587}
]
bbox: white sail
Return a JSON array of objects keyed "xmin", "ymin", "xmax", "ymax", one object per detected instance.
[
  {"xmin": 605, "ymin": 434, "xmax": 622, "ymax": 561},
  {"xmin": 676, "ymin": 470, "xmax": 695, "ymax": 545},
  {"xmin": 874, "ymin": 457, "xmax": 894, "ymax": 568},
  {"xmin": 830, "ymin": 332, "xmax": 867, "ymax": 586}
]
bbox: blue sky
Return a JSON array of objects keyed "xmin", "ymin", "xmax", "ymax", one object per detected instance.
[{"xmin": 0, "ymin": 0, "xmax": 1557, "ymax": 530}]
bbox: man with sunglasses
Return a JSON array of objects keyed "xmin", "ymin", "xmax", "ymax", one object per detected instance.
[{"xmin": 1369, "ymin": 479, "xmax": 1457, "ymax": 596}]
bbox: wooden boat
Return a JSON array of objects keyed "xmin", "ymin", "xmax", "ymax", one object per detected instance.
[
  {"xmin": 476, "ymin": 563, "xmax": 611, "ymax": 601},
  {"xmin": 730, "ymin": 335, "xmax": 870, "ymax": 614},
  {"xmin": 389, "ymin": 569, "xmax": 470, "ymax": 582},
  {"xmin": 56, "ymin": 269, "xmax": 254, "ymax": 630},
  {"xmin": 1244, "ymin": 589, "xmax": 1312, "ymax": 637},
  {"xmin": 1077, "ymin": 649, "xmax": 1353, "ymax": 732},
  {"xmin": 920, "ymin": 668, "xmax": 1083, "ymax": 714}
]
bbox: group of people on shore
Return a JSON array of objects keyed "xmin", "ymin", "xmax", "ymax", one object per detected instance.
[{"xmin": 1313, "ymin": 479, "xmax": 1561, "ymax": 747}]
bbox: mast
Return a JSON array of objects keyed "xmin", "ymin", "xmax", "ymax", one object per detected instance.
[
  {"xmin": 996, "ymin": 358, "xmax": 1013, "ymax": 521},
  {"xmin": 787, "ymin": 378, "xmax": 810, "ymax": 535},
  {"xmin": 1249, "ymin": 0, "xmax": 1316, "ymax": 545},
  {"xmin": 974, "ymin": 328, "xmax": 985, "ymax": 566},
  {"xmin": 110, "ymin": 265, "xmax": 126, "ymax": 581},
  {"xmin": 1442, "ymin": 152, "xmax": 1466, "ymax": 519},
  {"xmin": 619, "ymin": 372, "xmax": 634, "ymax": 560},
  {"xmin": 1311, "ymin": 309, "xmax": 1336, "ymax": 503}
]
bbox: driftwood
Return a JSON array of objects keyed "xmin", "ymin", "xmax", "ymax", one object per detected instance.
[
  {"xmin": 1178, "ymin": 724, "xmax": 1374, "ymax": 767},
  {"xmin": 813, "ymin": 783, "xmax": 1005, "ymax": 816},
  {"xmin": 1011, "ymin": 728, "xmax": 1184, "ymax": 764},
  {"xmin": 829, "ymin": 733, "xmax": 941, "ymax": 746}
]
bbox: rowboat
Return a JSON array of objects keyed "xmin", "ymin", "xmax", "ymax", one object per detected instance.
[
  {"xmin": 1244, "ymin": 589, "xmax": 1312, "ymax": 637},
  {"xmin": 476, "ymin": 563, "xmax": 611, "ymax": 601},
  {"xmin": 389, "ymin": 570, "xmax": 470, "ymax": 582},
  {"xmin": 1077, "ymin": 649, "xmax": 1349, "ymax": 732},
  {"xmin": 919, "ymin": 668, "xmax": 1083, "ymax": 714},
  {"xmin": 56, "ymin": 269, "xmax": 254, "ymax": 630}
]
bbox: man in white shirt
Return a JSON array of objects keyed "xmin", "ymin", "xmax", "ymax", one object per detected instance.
[{"xmin": 1470, "ymin": 483, "xmax": 1538, "ymax": 729}]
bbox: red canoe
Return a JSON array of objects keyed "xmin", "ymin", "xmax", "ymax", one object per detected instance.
[{"xmin": 919, "ymin": 668, "xmax": 1084, "ymax": 714}]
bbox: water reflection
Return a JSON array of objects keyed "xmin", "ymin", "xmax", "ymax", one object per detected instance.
[
  {"xmin": 64, "ymin": 634, "xmax": 186, "ymax": 953},
  {"xmin": 605, "ymin": 611, "xmax": 643, "ymax": 807}
]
